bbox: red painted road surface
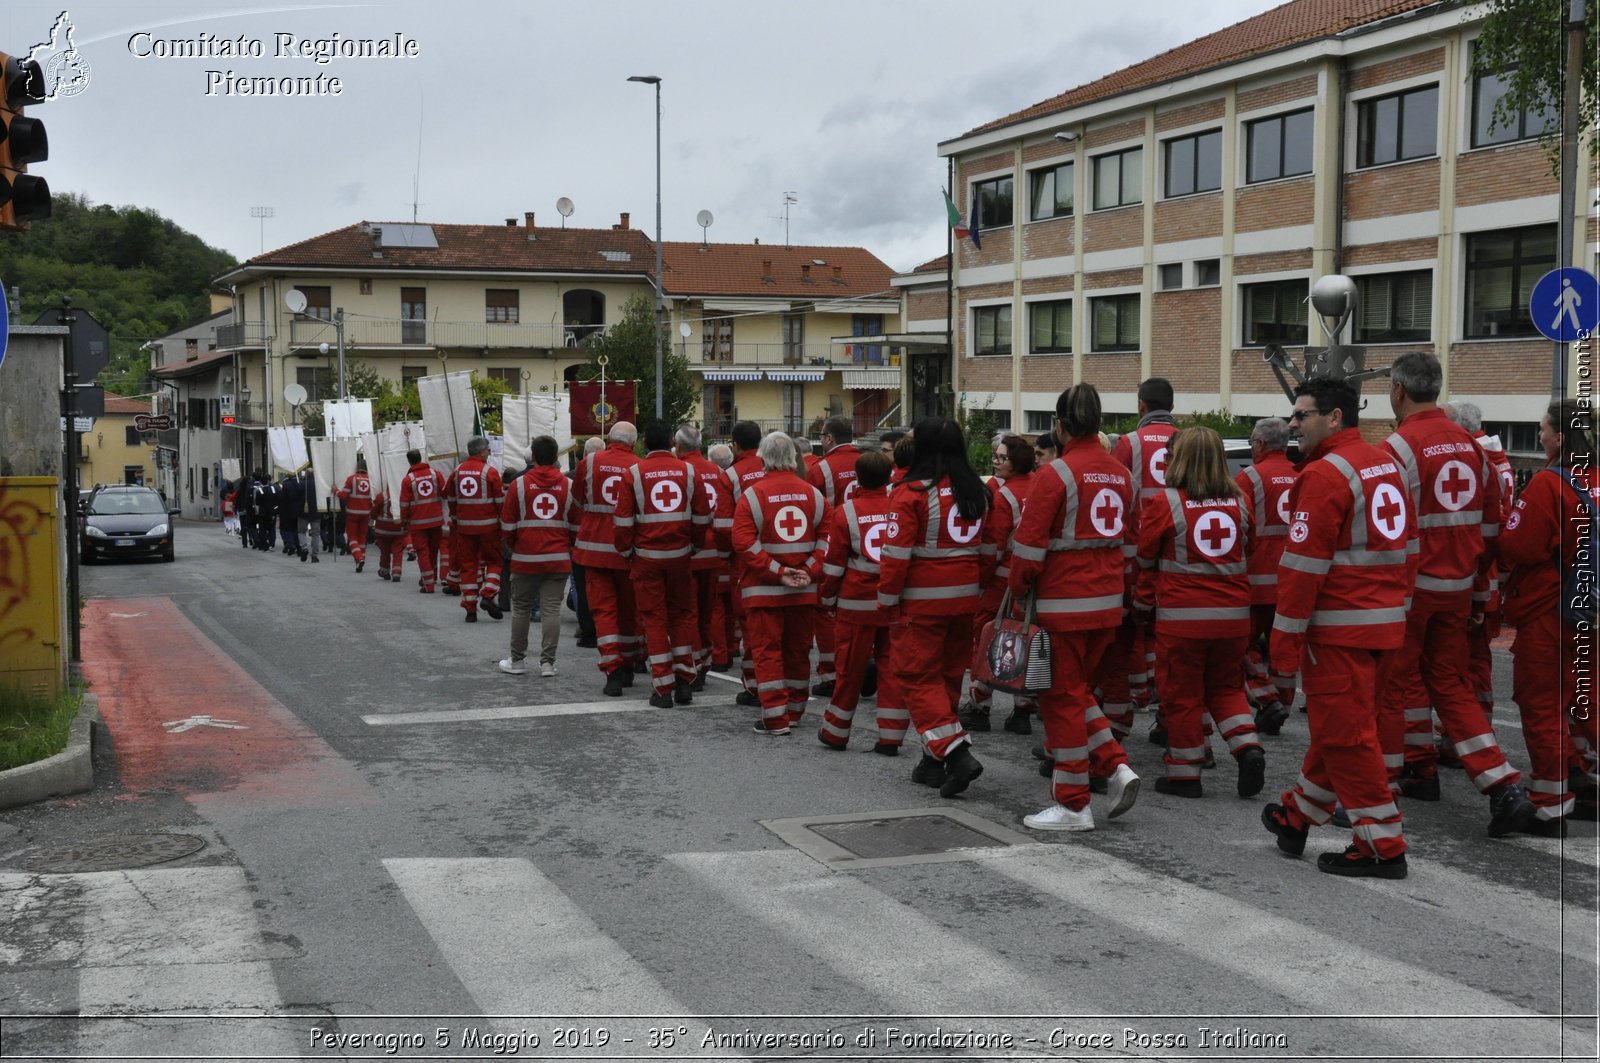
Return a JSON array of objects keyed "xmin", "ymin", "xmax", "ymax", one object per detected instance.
[{"xmin": 81, "ymin": 596, "xmax": 375, "ymax": 809}]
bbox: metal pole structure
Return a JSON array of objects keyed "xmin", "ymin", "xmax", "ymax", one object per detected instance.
[
  {"xmin": 629, "ymin": 75, "xmax": 664, "ymax": 419},
  {"xmin": 1555, "ymin": 0, "xmax": 1586, "ymax": 399},
  {"xmin": 58, "ymin": 297, "xmax": 81, "ymax": 662},
  {"xmin": 335, "ymin": 308, "xmax": 348, "ymax": 399}
]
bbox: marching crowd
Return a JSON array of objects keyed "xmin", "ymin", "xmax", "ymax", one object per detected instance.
[{"xmin": 224, "ymin": 352, "xmax": 1597, "ymax": 880}]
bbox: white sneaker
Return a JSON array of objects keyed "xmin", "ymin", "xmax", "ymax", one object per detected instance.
[
  {"xmin": 1105, "ymin": 763, "xmax": 1141, "ymax": 819},
  {"xmin": 1023, "ymin": 803, "xmax": 1095, "ymax": 832},
  {"xmin": 497, "ymin": 657, "xmax": 526, "ymax": 676},
  {"xmin": 540, "ymin": 662, "xmax": 557, "ymax": 678}
]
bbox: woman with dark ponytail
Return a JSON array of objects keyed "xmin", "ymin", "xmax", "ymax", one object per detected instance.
[{"xmin": 877, "ymin": 417, "xmax": 991, "ymax": 797}]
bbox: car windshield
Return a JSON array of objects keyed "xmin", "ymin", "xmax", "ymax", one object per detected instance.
[{"xmin": 89, "ymin": 493, "xmax": 165, "ymax": 516}]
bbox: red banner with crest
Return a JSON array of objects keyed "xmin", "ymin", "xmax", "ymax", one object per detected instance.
[{"xmin": 568, "ymin": 380, "xmax": 637, "ymax": 437}]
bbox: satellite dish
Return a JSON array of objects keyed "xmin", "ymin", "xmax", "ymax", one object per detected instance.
[
  {"xmin": 679, "ymin": 322, "xmax": 692, "ymax": 339},
  {"xmin": 556, "ymin": 197, "xmax": 574, "ymax": 217},
  {"xmin": 284, "ymin": 289, "xmax": 308, "ymax": 314},
  {"xmin": 283, "ymin": 383, "xmax": 308, "ymax": 406},
  {"xmin": 696, "ymin": 209, "xmax": 714, "ymax": 228}
]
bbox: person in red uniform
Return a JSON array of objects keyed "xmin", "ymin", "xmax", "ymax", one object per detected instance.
[
  {"xmin": 444, "ymin": 436, "xmax": 506, "ymax": 623},
  {"xmin": 806, "ymin": 416, "xmax": 862, "ymax": 698},
  {"xmin": 878, "ymin": 417, "xmax": 990, "ymax": 797},
  {"xmin": 706, "ymin": 442, "xmax": 738, "ymax": 672},
  {"xmin": 1444, "ymin": 399, "xmax": 1513, "ymax": 726},
  {"xmin": 677, "ymin": 425, "xmax": 732, "ymax": 689},
  {"xmin": 338, "ymin": 460, "xmax": 376, "ymax": 572},
  {"xmin": 1136, "ymin": 426, "xmax": 1264, "ymax": 798},
  {"xmin": 1008, "ymin": 385, "xmax": 1140, "ymax": 831},
  {"xmin": 498, "ymin": 434, "xmax": 578, "ymax": 678},
  {"xmin": 1112, "ymin": 378, "xmax": 1178, "ymax": 722},
  {"xmin": 1261, "ymin": 378, "xmax": 1414, "ymax": 878},
  {"xmin": 370, "ymin": 490, "xmax": 407, "ymax": 583},
  {"xmin": 725, "ymin": 421, "xmax": 769, "ymax": 705},
  {"xmin": 1500, "ymin": 397, "xmax": 1600, "ymax": 833},
  {"xmin": 1235, "ymin": 417, "xmax": 1298, "ymax": 733},
  {"xmin": 962, "ymin": 433, "xmax": 1037, "ymax": 733},
  {"xmin": 399, "ymin": 449, "xmax": 448, "ymax": 593},
  {"xmin": 616, "ymin": 420, "xmax": 710, "ymax": 708},
  {"xmin": 817, "ymin": 450, "xmax": 907, "ymax": 754},
  {"xmin": 572, "ymin": 421, "xmax": 643, "ymax": 695},
  {"xmin": 1376, "ymin": 352, "xmax": 1533, "ymax": 834},
  {"xmin": 732, "ymin": 432, "xmax": 828, "ymax": 735}
]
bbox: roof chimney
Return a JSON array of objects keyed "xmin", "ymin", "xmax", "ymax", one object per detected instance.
[
  {"xmin": 832, "ymin": 265, "xmax": 843, "ymax": 278},
  {"xmin": 505, "ymin": 218, "xmax": 517, "ymax": 227},
  {"xmin": 762, "ymin": 259, "xmax": 772, "ymax": 276},
  {"xmin": 524, "ymin": 212, "xmax": 536, "ymax": 241},
  {"xmin": 370, "ymin": 227, "xmax": 383, "ymax": 258},
  {"xmin": 616, "ymin": 211, "xmax": 630, "ymax": 230},
  {"xmin": 800, "ymin": 263, "xmax": 812, "ymax": 283}
]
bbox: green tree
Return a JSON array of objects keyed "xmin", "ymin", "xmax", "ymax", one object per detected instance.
[
  {"xmin": 1472, "ymin": 0, "xmax": 1597, "ymax": 162},
  {"xmin": 576, "ymin": 293, "xmax": 697, "ymax": 426}
]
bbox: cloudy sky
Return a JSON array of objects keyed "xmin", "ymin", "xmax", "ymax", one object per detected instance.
[{"xmin": 4, "ymin": 0, "xmax": 1275, "ymax": 273}]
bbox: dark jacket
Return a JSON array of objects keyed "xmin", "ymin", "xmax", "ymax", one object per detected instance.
[
  {"xmin": 300, "ymin": 471, "xmax": 320, "ymax": 516},
  {"xmin": 278, "ymin": 476, "xmax": 305, "ymax": 521},
  {"xmin": 254, "ymin": 480, "xmax": 279, "ymax": 518}
]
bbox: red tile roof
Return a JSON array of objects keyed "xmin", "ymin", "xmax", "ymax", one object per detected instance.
[
  {"xmin": 151, "ymin": 349, "xmax": 233, "ymax": 378},
  {"xmin": 957, "ymin": 0, "xmax": 1444, "ymax": 140},
  {"xmin": 660, "ymin": 243, "xmax": 897, "ymax": 300},
  {"xmin": 236, "ymin": 221, "xmax": 658, "ymax": 276},
  {"xmin": 104, "ymin": 395, "xmax": 152, "ymax": 414},
  {"xmin": 906, "ymin": 253, "xmax": 950, "ymax": 275}
]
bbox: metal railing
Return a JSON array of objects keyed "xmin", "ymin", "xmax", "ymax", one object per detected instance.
[
  {"xmin": 214, "ymin": 324, "xmax": 267, "ymax": 349},
  {"xmin": 287, "ymin": 317, "xmax": 608, "ymax": 350},
  {"xmin": 697, "ymin": 342, "xmax": 886, "ymax": 367},
  {"xmin": 228, "ymin": 401, "xmax": 269, "ymax": 426}
]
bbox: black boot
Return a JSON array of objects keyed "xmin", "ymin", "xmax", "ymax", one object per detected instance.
[{"xmin": 939, "ymin": 744, "xmax": 984, "ymax": 798}]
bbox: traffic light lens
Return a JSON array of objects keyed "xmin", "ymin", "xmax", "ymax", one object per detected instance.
[
  {"xmin": 0, "ymin": 172, "xmax": 50, "ymax": 219},
  {"xmin": 1, "ymin": 114, "xmax": 45, "ymax": 163},
  {"xmin": 2, "ymin": 58, "xmax": 44, "ymax": 107}
]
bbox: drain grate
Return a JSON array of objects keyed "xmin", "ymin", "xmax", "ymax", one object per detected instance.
[
  {"xmin": 15, "ymin": 834, "xmax": 207, "ymax": 873},
  {"xmin": 810, "ymin": 814, "xmax": 1007, "ymax": 860},
  {"xmin": 761, "ymin": 808, "xmax": 1031, "ymax": 870}
]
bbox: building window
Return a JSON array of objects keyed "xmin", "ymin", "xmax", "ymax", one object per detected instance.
[
  {"xmin": 401, "ymin": 365, "xmax": 427, "ymax": 389},
  {"xmin": 1356, "ymin": 85, "xmax": 1439, "ymax": 167},
  {"xmin": 485, "ymin": 367, "xmax": 521, "ymax": 393},
  {"xmin": 974, "ymin": 305, "xmax": 1012, "ymax": 356},
  {"xmin": 986, "ymin": 410, "xmax": 1013, "ymax": 431},
  {"xmin": 1090, "ymin": 294, "xmax": 1140, "ymax": 352},
  {"xmin": 125, "ymin": 425, "xmax": 140, "ymax": 446},
  {"xmin": 1465, "ymin": 224, "xmax": 1556, "ymax": 338},
  {"xmin": 782, "ymin": 313, "xmax": 805, "ymax": 364},
  {"xmin": 1029, "ymin": 300, "xmax": 1072, "ymax": 353},
  {"xmin": 702, "ymin": 316, "xmax": 734, "ymax": 362},
  {"xmin": 1242, "ymin": 279, "xmax": 1310, "ymax": 346},
  {"xmin": 295, "ymin": 286, "xmax": 332, "ymax": 321},
  {"xmin": 1029, "ymin": 162, "xmax": 1073, "ymax": 220},
  {"xmin": 359, "ymin": 277, "xmax": 373, "ymax": 294},
  {"xmin": 1355, "ymin": 271, "xmax": 1433, "ymax": 343},
  {"xmin": 1162, "ymin": 129, "xmax": 1221, "ymax": 197},
  {"xmin": 850, "ymin": 314, "xmax": 884, "ymax": 365},
  {"xmin": 1471, "ymin": 64, "xmax": 1556, "ymax": 147},
  {"xmin": 1093, "ymin": 147, "xmax": 1142, "ymax": 209},
  {"xmin": 485, "ymin": 289, "xmax": 520, "ymax": 324},
  {"xmin": 1025, "ymin": 410, "xmax": 1055, "ymax": 433},
  {"xmin": 781, "ymin": 383, "xmax": 805, "ymax": 435},
  {"xmin": 187, "ymin": 397, "xmax": 207, "ymax": 428},
  {"xmin": 974, "ymin": 175, "xmax": 1013, "ymax": 229},
  {"xmin": 201, "ymin": 468, "xmax": 210, "ymax": 499},
  {"xmin": 184, "ymin": 338, "xmax": 199, "ymax": 361},
  {"xmin": 1195, "ymin": 259, "xmax": 1221, "ymax": 287},
  {"xmin": 1157, "ymin": 263, "xmax": 1183, "ymax": 291},
  {"xmin": 297, "ymin": 366, "xmax": 335, "ymax": 400},
  {"xmin": 1246, "ymin": 107, "xmax": 1314, "ymax": 183},
  {"xmin": 401, "ymin": 287, "xmax": 426, "ymax": 344}
]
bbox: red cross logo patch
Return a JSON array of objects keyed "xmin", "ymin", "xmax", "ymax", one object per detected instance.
[
  {"xmin": 862, "ymin": 521, "xmax": 888, "ymax": 562},
  {"xmin": 1149, "ymin": 446, "xmax": 1169, "ymax": 486},
  {"xmin": 649, "ymin": 479, "xmax": 683, "ymax": 512},
  {"xmin": 773, "ymin": 505, "xmax": 809, "ymax": 542},
  {"xmin": 1370, "ymin": 482, "xmax": 1407, "ymax": 541},
  {"xmin": 1193, "ymin": 510, "xmax": 1238, "ymax": 558},
  {"xmin": 600, "ymin": 475, "xmax": 621, "ymax": 506},
  {"xmin": 530, "ymin": 492, "xmax": 559, "ymax": 520},
  {"xmin": 1433, "ymin": 460, "xmax": 1476, "ymax": 512},
  {"xmin": 946, "ymin": 506, "xmax": 981, "ymax": 544},
  {"xmin": 1089, "ymin": 489, "xmax": 1124, "ymax": 537}
]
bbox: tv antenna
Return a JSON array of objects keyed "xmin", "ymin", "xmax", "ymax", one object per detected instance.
[
  {"xmin": 780, "ymin": 192, "xmax": 797, "ymax": 247},
  {"xmin": 250, "ymin": 206, "xmax": 273, "ymax": 253},
  {"xmin": 557, "ymin": 197, "xmax": 575, "ymax": 228},
  {"xmin": 696, "ymin": 209, "xmax": 713, "ymax": 248},
  {"xmin": 409, "ymin": 89, "xmax": 425, "ymax": 221}
]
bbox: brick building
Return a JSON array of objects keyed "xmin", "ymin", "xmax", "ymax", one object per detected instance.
[{"xmin": 937, "ymin": 0, "xmax": 1593, "ymax": 456}]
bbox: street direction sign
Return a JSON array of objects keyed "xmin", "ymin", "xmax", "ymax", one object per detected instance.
[
  {"xmin": 1531, "ymin": 267, "xmax": 1600, "ymax": 342},
  {"xmin": 135, "ymin": 413, "xmax": 173, "ymax": 432}
]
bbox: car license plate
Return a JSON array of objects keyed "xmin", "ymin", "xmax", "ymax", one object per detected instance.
[{"xmin": 115, "ymin": 539, "xmax": 135, "ymax": 546}]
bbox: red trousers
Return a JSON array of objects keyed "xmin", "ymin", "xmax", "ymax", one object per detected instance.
[
  {"xmin": 587, "ymin": 568, "xmax": 638, "ymax": 674},
  {"xmin": 744, "ymin": 606, "xmax": 814, "ymax": 730},
  {"xmin": 633, "ymin": 567, "xmax": 698, "ymax": 697},
  {"xmin": 374, "ymin": 534, "xmax": 405, "ymax": 579},
  {"xmin": 716, "ymin": 583, "xmax": 736, "ymax": 666},
  {"xmin": 1512, "ymin": 610, "xmax": 1600, "ymax": 821},
  {"xmin": 692, "ymin": 571, "xmax": 723, "ymax": 670},
  {"xmin": 1037, "ymin": 627, "xmax": 1130, "ymax": 811},
  {"xmin": 1244, "ymin": 603, "xmax": 1296, "ymax": 709},
  {"xmin": 410, "ymin": 526, "xmax": 443, "ymax": 590},
  {"xmin": 1282, "ymin": 644, "xmax": 1407, "ymax": 860},
  {"xmin": 820, "ymin": 621, "xmax": 907, "ymax": 747},
  {"xmin": 1379, "ymin": 598, "xmax": 1518, "ymax": 794},
  {"xmin": 345, "ymin": 515, "xmax": 370, "ymax": 563},
  {"xmin": 452, "ymin": 530, "xmax": 502, "ymax": 614},
  {"xmin": 1094, "ymin": 614, "xmax": 1139, "ymax": 740},
  {"xmin": 443, "ymin": 527, "xmax": 460, "ymax": 589},
  {"xmin": 891, "ymin": 613, "xmax": 973, "ymax": 759},
  {"xmin": 1159, "ymin": 632, "xmax": 1259, "ymax": 780},
  {"xmin": 813, "ymin": 605, "xmax": 837, "ymax": 684}
]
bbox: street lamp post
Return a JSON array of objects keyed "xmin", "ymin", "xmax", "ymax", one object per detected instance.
[{"xmin": 628, "ymin": 74, "xmax": 664, "ymax": 419}]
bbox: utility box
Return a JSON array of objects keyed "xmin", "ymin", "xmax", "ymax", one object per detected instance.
[{"xmin": 0, "ymin": 477, "xmax": 64, "ymax": 701}]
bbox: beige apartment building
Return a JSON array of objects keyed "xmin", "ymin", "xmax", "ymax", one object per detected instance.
[
  {"xmin": 79, "ymin": 394, "xmax": 155, "ymax": 491},
  {"xmin": 938, "ymin": 0, "xmax": 1593, "ymax": 456}
]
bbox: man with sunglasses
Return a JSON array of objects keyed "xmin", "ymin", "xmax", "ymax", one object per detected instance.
[{"xmin": 1262, "ymin": 378, "xmax": 1414, "ymax": 878}]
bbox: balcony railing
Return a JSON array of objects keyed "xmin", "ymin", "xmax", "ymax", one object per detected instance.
[
  {"xmin": 215, "ymin": 323, "xmax": 267, "ymax": 349},
  {"xmin": 696, "ymin": 342, "xmax": 890, "ymax": 367},
  {"xmin": 287, "ymin": 317, "xmax": 605, "ymax": 350},
  {"xmin": 228, "ymin": 401, "xmax": 269, "ymax": 426}
]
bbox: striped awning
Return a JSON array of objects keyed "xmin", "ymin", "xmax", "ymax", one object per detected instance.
[
  {"xmin": 696, "ymin": 369, "xmax": 763, "ymax": 381},
  {"xmin": 765, "ymin": 370, "xmax": 827, "ymax": 382},
  {"xmin": 841, "ymin": 369, "xmax": 900, "ymax": 390}
]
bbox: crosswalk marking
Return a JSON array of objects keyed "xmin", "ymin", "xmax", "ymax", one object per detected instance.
[
  {"xmin": 973, "ymin": 845, "xmax": 1564, "ymax": 1060},
  {"xmin": 384, "ymin": 857, "xmax": 689, "ymax": 1015}
]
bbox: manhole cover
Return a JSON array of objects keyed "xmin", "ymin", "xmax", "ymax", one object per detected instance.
[
  {"xmin": 15, "ymin": 834, "xmax": 207, "ymax": 873},
  {"xmin": 810, "ymin": 814, "xmax": 1007, "ymax": 859}
]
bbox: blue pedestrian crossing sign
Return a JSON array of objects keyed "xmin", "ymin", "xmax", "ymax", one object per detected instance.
[{"xmin": 1531, "ymin": 267, "xmax": 1600, "ymax": 342}]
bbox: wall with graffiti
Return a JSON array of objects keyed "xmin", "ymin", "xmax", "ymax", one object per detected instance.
[{"xmin": 0, "ymin": 477, "xmax": 65, "ymax": 701}]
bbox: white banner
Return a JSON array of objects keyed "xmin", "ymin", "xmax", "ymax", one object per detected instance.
[
  {"xmin": 500, "ymin": 391, "xmax": 574, "ymax": 472},
  {"xmin": 219, "ymin": 457, "xmax": 242, "ymax": 482},
  {"xmin": 325, "ymin": 399, "xmax": 374, "ymax": 441},
  {"xmin": 267, "ymin": 426, "xmax": 309, "ymax": 474},
  {"xmin": 378, "ymin": 447, "xmax": 411, "ymax": 520},
  {"xmin": 418, "ymin": 371, "xmax": 477, "ymax": 460},
  {"xmin": 310, "ymin": 437, "xmax": 361, "ymax": 510},
  {"xmin": 380, "ymin": 420, "xmax": 427, "ymax": 459}
]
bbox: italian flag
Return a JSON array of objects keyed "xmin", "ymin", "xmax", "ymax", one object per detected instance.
[{"xmin": 943, "ymin": 187, "xmax": 971, "ymax": 242}]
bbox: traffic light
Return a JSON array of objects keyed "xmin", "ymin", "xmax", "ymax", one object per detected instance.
[{"xmin": 0, "ymin": 52, "xmax": 48, "ymax": 232}]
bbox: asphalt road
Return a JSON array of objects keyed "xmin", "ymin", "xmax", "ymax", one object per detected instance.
[{"xmin": 0, "ymin": 520, "xmax": 1596, "ymax": 1062}]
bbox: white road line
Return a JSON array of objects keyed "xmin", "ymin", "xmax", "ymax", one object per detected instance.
[
  {"xmin": 975, "ymin": 845, "xmax": 1561, "ymax": 1060},
  {"xmin": 704, "ymin": 669, "xmax": 744, "ymax": 685},
  {"xmin": 384, "ymin": 857, "xmax": 689, "ymax": 1016},
  {"xmin": 362, "ymin": 697, "xmax": 732, "ymax": 726}
]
